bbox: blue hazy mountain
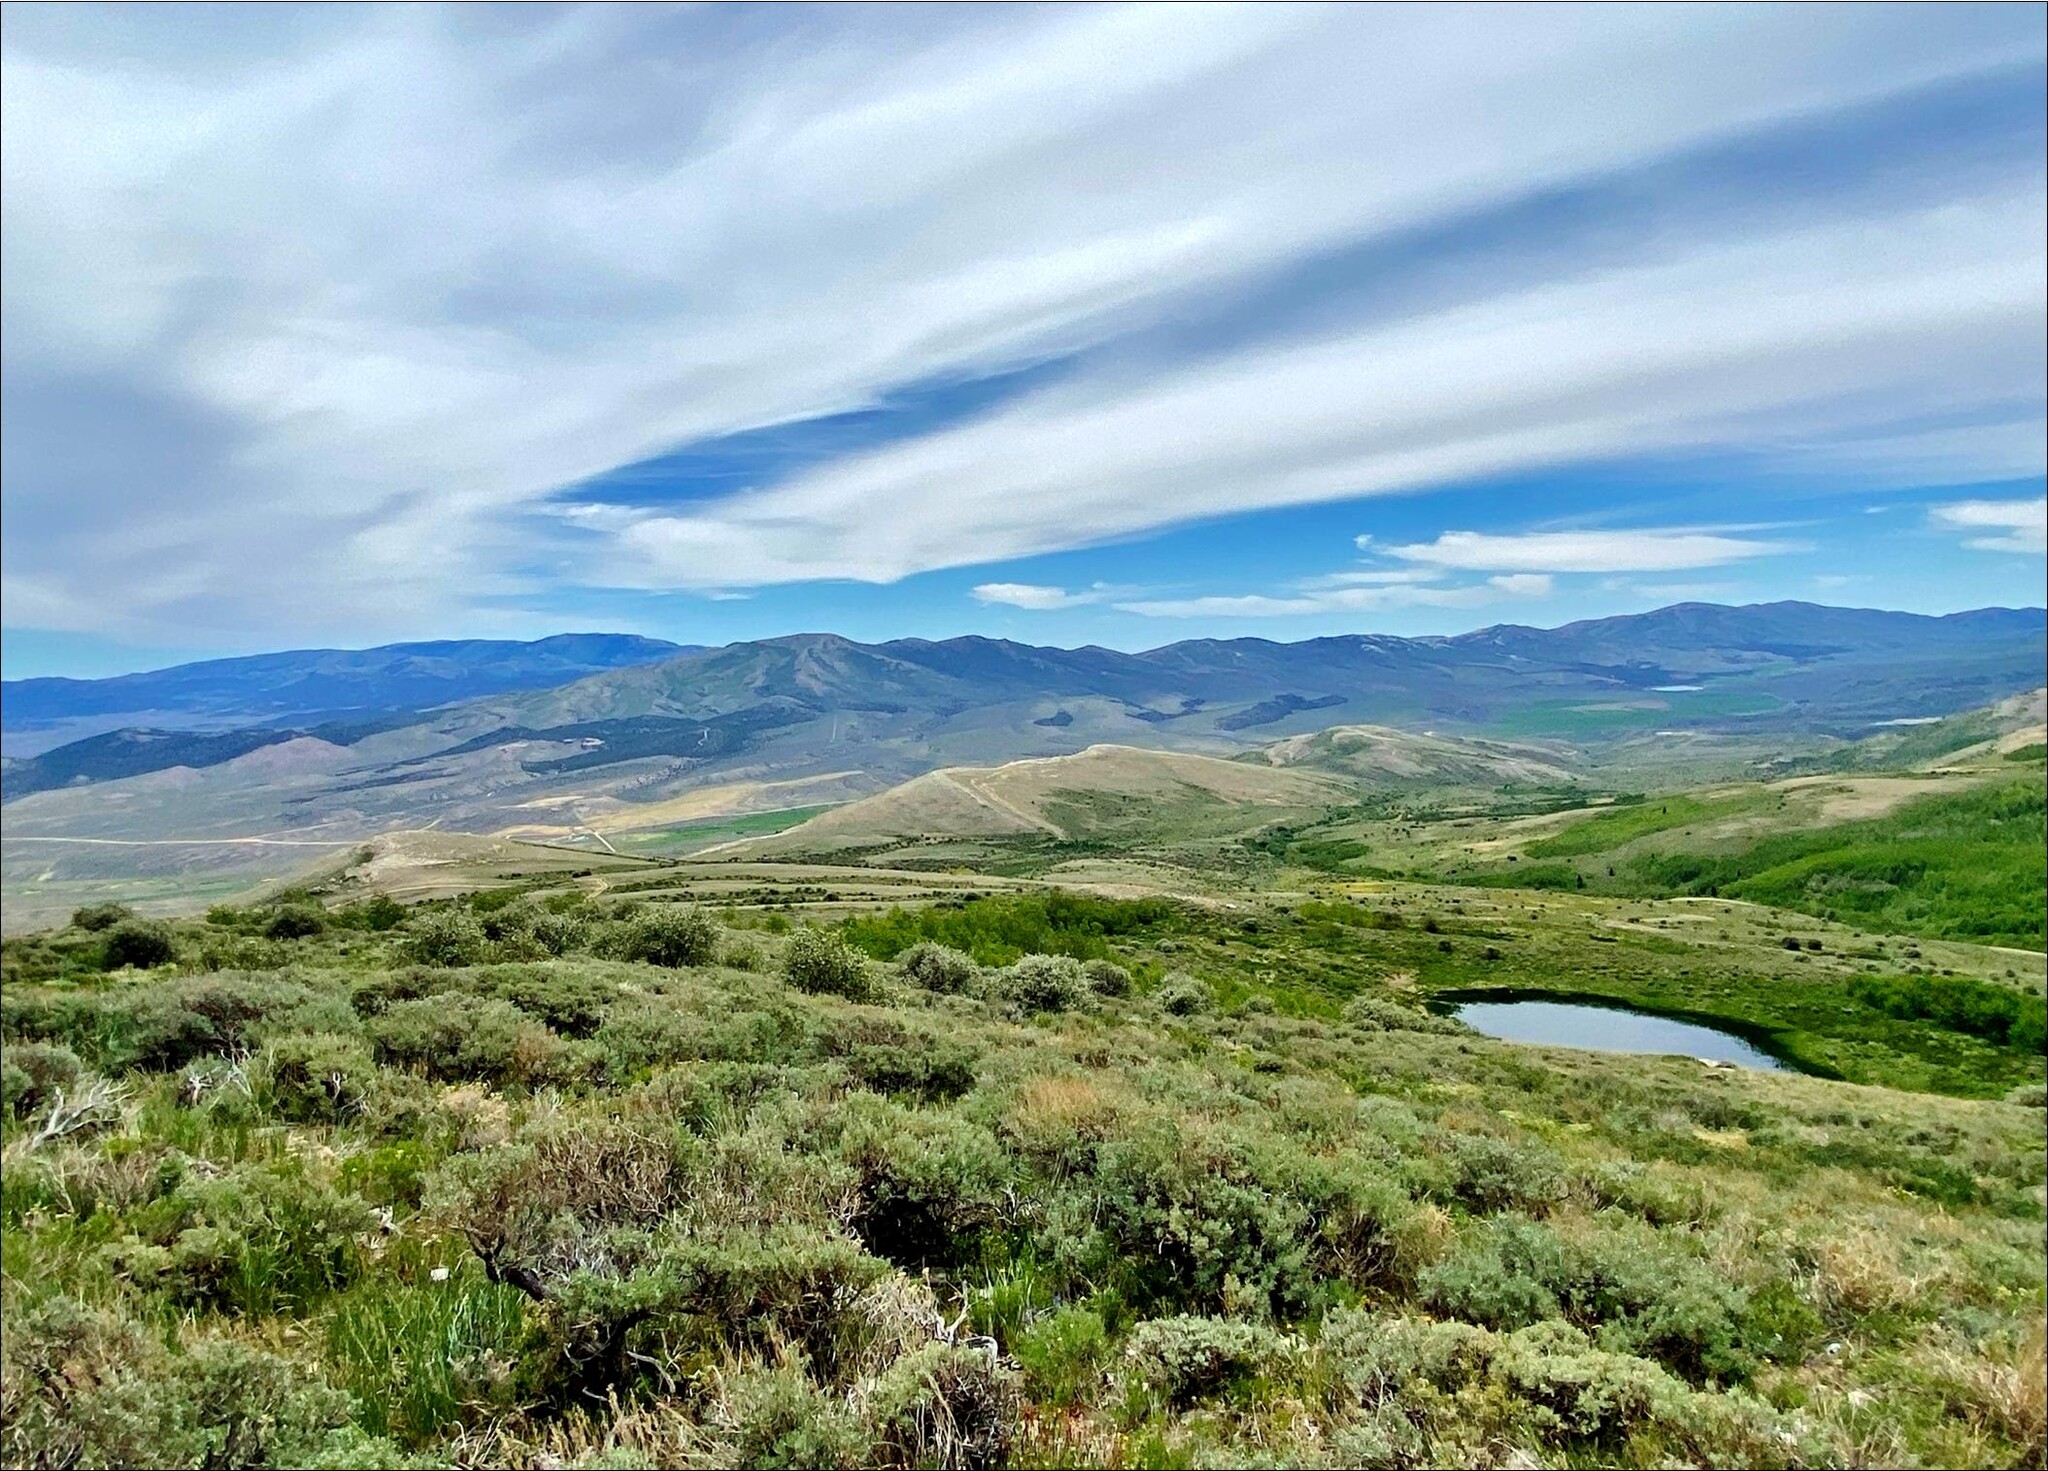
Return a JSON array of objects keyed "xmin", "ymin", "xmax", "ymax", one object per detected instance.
[
  {"xmin": 2, "ymin": 633, "xmax": 689, "ymax": 755},
  {"xmin": 4, "ymin": 603, "xmax": 2040, "ymax": 805}
]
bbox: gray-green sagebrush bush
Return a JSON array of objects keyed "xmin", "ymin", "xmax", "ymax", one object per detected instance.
[
  {"xmin": 783, "ymin": 926, "xmax": 876, "ymax": 1001},
  {"xmin": 993, "ymin": 954, "xmax": 1089, "ymax": 1013},
  {"xmin": 898, "ymin": 941, "xmax": 980, "ymax": 994}
]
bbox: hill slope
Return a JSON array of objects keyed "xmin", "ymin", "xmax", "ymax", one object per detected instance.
[
  {"xmin": 1247, "ymin": 723, "xmax": 1576, "ymax": 786},
  {"xmin": 734, "ymin": 744, "xmax": 1351, "ymax": 856}
]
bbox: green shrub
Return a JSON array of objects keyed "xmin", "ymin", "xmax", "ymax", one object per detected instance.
[
  {"xmin": 333, "ymin": 894, "xmax": 408, "ymax": 931},
  {"xmin": 1, "ymin": 1297, "xmax": 370, "ymax": 1471},
  {"xmin": 102, "ymin": 919, "xmax": 177, "ymax": 971},
  {"xmin": 867, "ymin": 1342, "xmax": 1017, "ymax": 1471},
  {"xmin": 1850, "ymin": 973, "xmax": 2048, "ymax": 1052},
  {"xmin": 1123, "ymin": 1315, "xmax": 1296, "ymax": 1407},
  {"xmin": 784, "ymin": 928, "xmax": 875, "ymax": 1002},
  {"xmin": 258, "ymin": 1033, "xmax": 386, "ymax": 1125},
  {"xmin": 126, "ymin": 1163, "xmax": 379, "ymax": 1315},
  {"xmin": 161, "ymin": 1339, "xmax": 360, "ymax": 1469},
  {"xmin": 71, "ymin": 902, "xmax": 135, "ymax": 932},
  {"xmin": 53, "ymin": 975, "xmax": 315, "ymax": 1073},
  {"xmin": 1320, "ymin": 1310, "xmax": 1496, "ymax": 1406},
  {"xmin": 1014, "ymin": 1305, "xmax": 1108, "ymax": 1408},
  {"xmin": 263, "ymin": 904, "xmax": 328, "ymax": 940},
  {"xmin": 197, "ymin": 935, "xmax": 290, "ymax": 972},
  {"xmin": 1343, "ymin": 995, "xmax": 1466, "ymax": 1035},
  {"xmin": 716, "ymin": 1364, "xmax": 869, "ymax": 1469},
  {"xmin": 480, "ymin": 902, "xmax": 584, "ymax": 960},
  {"xmin": 1418, "ymin": 1214, "xmax": 1750, "ymax": 1382},
  {"xmin": 1048, "ymin": 1121, "xmax": 1323, "ymax": 1317},
  {"xmin": 401, "ymin": 909, "xmax": 487, "ymax": 967},
  {"xmin": 1, "ymin": 1041, "xmax": 81, "ymax": 1117},
  {"xmin": 834, "ymin": 1095, "xmax": 1012, "ymax": 1268},
  {"xmin": 369, "ymin": 995, "xmax": 562, "ymax": 1088},
  {"xmin": 1417, "ymin": 1214, "xmax": 1571, "ymax": 1330},
  {"xmin": 995, "ymin": 954, "xmax": 1089, "ymax": 1013},
  {"xmin": 1082, "ymin": 958, "xmax": 1131, "ymax": 997},
  {"xmin": 1433, "ymin": 1132, "xmax": 1567, "ymax": 1214},
  {"xmin": 719, "ymin": 937, "xmax": 765, "ymax": 971},
  {"xmin": 1155, "ymin": 971, "xmax": 1210, "ymax": 1017},
  {"xmin": 898, "ymin": 941, "xmax": 979, "ymax": 993},
  {"xmin": 479, "ymin": 966, "xmax": 615, "ymax": 1038},
  {"xmin": 833, "ymin": 1017, "xmax": 978, "ymax": 1103},
  {"xmin": 612, "ymin": 905, "xmax": 718, "ymax": 968},
  {"xmin": 842, "ymin": 890, "xmax": 1175, "ymax": 966}
]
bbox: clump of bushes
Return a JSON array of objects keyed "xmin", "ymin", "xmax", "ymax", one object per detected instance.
[
  {"xmin": 102, "ymin": 919, "xmax": 177, "ymax": 971},
  {"xmin": 368, "ymin": 995, "xmax": 576, "ymax": 1090},
  {"xmin": 1850, "ymin": 973, "xmax": 2047, "ymax": 1052},
  {"xmin": 1, "ymin": 1299, "xmax": 383, "ymax": 1471},
  {"xmin": 609, "ymin": 905, "xmax": 718, "ymax": 968},
  {"xmin": 784, "ymin": 928, "xmax": 876, "ymax": 1002},
  {"xmin": 258, "ymin": 1033, "xmax": 388, "ymax": 1124},
  {"xmin": 479, "ymin": 901, "xmax": 583, "ymax": 959},
  {"xmin": 1344, "ymin": 995, "xmax": 1467, "ymax": 1034},
  {"xmin": 401, "ymin": 909, "xmax": 487, "ymax": 967},
  {"xmin": 263, "ymin": 904, "xmax": 329, "ymax": 940},
  {"xmin": 868, "ymin": 1342, "xmax": 1017, "ymax": 1470},
  {"xmin": 1155, "ymin": 971, "xmax": 1210, "ymax": 1016},
  {"xmin": 1123, "ymin": 1314, "xmax": 1296, "ymax": 1407},
  {"xmin": 897, "ymin": 942, "xmax": 979, "ymax": 994},
  {"xmin": 1082, "ymin": 959, "xmax": 1131, "ymax": 997},
  {"xmin": 994, "ymin": 954, "xmax": 1088, "ymax": 1013},
  {"xmin": 71, "ymin": 902, "xmax": 136, "ymax": 932},
  {"xmin": 2, "ymin": 1041, "xmax": 82, "ymax": 1117},
  {"xmin": 1418, "ymin": 1213, "xmax": 1750, "ymax": 1382}
]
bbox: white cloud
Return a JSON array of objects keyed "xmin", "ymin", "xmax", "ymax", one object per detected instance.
[
  {"xmin": 616, "ymin": 196, "xmax": 2037, "ymax": 587},
  {"xmin": 1115, "ymin": 568, "xmax": 1554, "ymax": 619},
  {"xmin": 1617, "ymin": 581, "xmax": 1737, "ymax": 601},
  {"xmin": 1928, "ymin": 496, "xmax": 2047, "ymax": 553},
  {"xmin": 1296, "ymin": 568, "xmax": 1444, "ymax": 590},
  {"xmin": 971, "ymin": 582, "xmax": 1099, "ymax": 610},
  {"xmin": 1, "ymin": 7, "xmax": 2042, "ymax": 639},
  {"xmin": 1388, "ymin": 528, "xmax": 1790, "ymax": 574}
]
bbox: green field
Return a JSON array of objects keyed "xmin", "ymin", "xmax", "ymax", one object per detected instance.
[{"xmin": 609, "ymin": 804, "xmax": 840, "ymax": 854}]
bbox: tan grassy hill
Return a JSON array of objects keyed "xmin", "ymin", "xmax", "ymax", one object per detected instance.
[
  {"xmin": 1245, "ymin": 722, "xmax": 1577, "ymax": 786},
  {"xmin": 728, "ymin": 744, "xmax": 1352, "ymax": 856}
]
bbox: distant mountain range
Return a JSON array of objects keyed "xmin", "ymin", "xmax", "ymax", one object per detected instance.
[
  {"xmin": 3, "ymin": 603, "xmax": 2042, "ymax": 837},
  {"xmin": 1, "ymin": 634, "xmax": 688, "ymax": 757}
]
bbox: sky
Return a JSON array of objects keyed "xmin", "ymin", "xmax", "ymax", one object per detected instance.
[{"xmin": 2, "ymin": 4, "xmax": 2044, "ymax": 679}]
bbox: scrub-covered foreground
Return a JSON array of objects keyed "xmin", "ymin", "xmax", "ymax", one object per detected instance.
[{"xmin": 2, "ymin": 890, "xmax": 2043, "ymax": 1469}]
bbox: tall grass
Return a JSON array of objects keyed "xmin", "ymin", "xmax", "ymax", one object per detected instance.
[{"xmin": 323, "ymin": 1261, "xmax": 528, "ymax": 1445}]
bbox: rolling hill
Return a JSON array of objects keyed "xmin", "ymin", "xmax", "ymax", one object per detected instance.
[
  {"xmin": 730, "ymin": 744, "xmax": 1352, "ymax": 858},
  {"xmin": 1245, "ymin": 723, "xmax": 1576, "ymax": 786},
  {"xmin": 3, "ymin": 603, "xmax": 2042, "ymax": 919}
]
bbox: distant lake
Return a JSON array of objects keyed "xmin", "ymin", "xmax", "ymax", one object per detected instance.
[{"xmin": 1441, "ymin": 995, "xmax": 1787, "ymax": 1070}]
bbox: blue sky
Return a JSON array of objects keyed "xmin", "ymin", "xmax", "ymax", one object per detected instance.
[{"xmin": 2, "ymin": 5, "xmax": 2043, "ymax": 678}]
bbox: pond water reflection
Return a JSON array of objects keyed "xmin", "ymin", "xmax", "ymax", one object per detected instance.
[{"xmin": 1444, "ymin": 996, "xmax": 1786, "ymax": 1071}]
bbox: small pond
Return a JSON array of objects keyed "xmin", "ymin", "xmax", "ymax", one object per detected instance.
[{"xmin": 1439, "ymin": 995, "xmax": 1787, "ymax": 1071}]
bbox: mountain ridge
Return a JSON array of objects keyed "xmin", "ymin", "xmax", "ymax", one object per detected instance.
[
  {"xmin": 1, "ymin": 633, "xmax": 691, "ymax": 756},
  {"xmin": 4, "ymin": 601, "xmax": 2042, "ymax": 829}
]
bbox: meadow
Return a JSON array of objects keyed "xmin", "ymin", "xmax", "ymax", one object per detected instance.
[{"xmin": 3, "ymin": 867, "xmax": 2043, "ymax": 1469}]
